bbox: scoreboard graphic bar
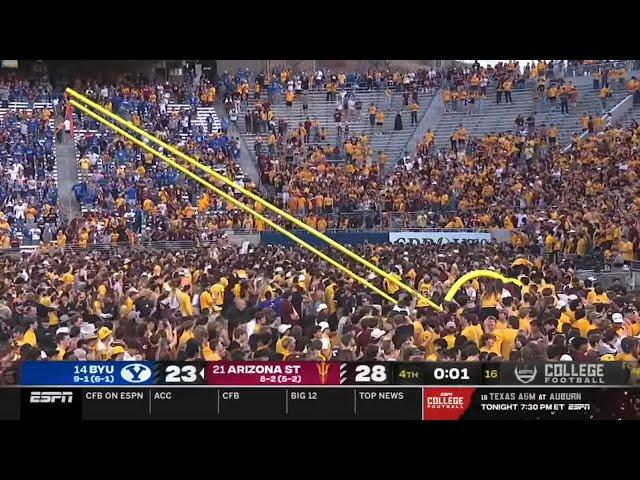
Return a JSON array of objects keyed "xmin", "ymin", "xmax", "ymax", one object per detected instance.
[
  {"xmin": 8, "ymin": 361, "xmax": 640, "ymax": 420},
  {"xmin": 19, "ymin": 361, "xmax": 635, "ymax": 387}
]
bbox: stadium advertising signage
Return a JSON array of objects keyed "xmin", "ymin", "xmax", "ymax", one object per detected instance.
[
  {"xmin": 261, "ymin": 231, "xmax": 389, "ymax": 247},
  {"xmin": 10, "ymin": 361, "xmax": 640, "ymax": 421},
  {"xmin": 389, "ymin": 231, "xmax": 492, "ymax": 244}
]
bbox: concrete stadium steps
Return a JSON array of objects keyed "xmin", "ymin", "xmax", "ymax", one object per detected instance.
[
  {"xmin": 74, "ymin": 103, "xmax": 221, "ymax": 136},
  {"xmin": 614, "ymin": 103, "xmax": 640, "ymax": 127},
  {"xmin": 432, "ymin": 81, "xmax": 629, "ymax": 149},
  {"xmin": 238, "ymin": 88, "xmax": 433, "ymax": 165},
  {"xmin": 166, "ymin": 104, "xmax": 221, "ymax": 138}
]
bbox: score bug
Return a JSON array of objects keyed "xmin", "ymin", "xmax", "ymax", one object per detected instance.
[{"xmin": 341, "ymin": 363, "xmax": 391, "ymax": 384}]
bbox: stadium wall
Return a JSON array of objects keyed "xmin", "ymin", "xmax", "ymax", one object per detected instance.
[
  {"xmin": 389, "ymin": 231, "xmax": 493, "ymax": 244},
  {"xmin": 259, "ymin": 230, "xmax": 510, "ymax": 247},
  {"xmin": 260, "ymin": 231, "xmax": 390, "ymax": 247}
]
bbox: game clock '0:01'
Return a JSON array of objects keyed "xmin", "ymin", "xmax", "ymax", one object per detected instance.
[
  {"xmin": 425, "ymin": 363, "xmax": 482, "ymax": 384},
  {"xmin": 433, "ymin": 367, "xmax": 470, "ymax": 381}
]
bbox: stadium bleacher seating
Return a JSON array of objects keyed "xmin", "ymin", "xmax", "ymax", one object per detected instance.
[{"xmin": 433, "ymin": 75, "xmax": 630, "ymax": 150}]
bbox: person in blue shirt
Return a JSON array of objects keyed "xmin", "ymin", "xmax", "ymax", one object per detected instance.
[
  {"xmin": 126, "ymin": 185, "xmax": 137, "ymax": 204},
  {"xmin": 258, "ymin": 290, "xmax": 279, "ymax": 310},
  {"xmin": 116, "ymin": 149, "xmax": 126, "ymax": 166}
]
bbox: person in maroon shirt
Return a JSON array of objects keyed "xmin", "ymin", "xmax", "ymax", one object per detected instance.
[
  {"xmin": 141, "ymin": 333, "xmax": 160, "ymax": 360},
  {"xmin": 355, "ymin": 316, "xmax": 378, "ymax": 356},
  {"xmin": 568, "ymin": 336, "xmax": 589, "ymax": 362},
  {"xmin": 279, "ymin": 291, "xmax": 300, "ymax": 327}
]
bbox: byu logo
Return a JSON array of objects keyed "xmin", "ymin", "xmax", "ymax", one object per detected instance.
[{"xmin": 120, "ymin": 363, "xmax": 152, "ymax": 383}]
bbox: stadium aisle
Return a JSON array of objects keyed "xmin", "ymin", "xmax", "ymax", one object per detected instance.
[
  {"xmin": 54, "ymin": 125, "xmax": 81, "ymax": 217},
  {"xmin": 213, "ymin": 102, "xmax": 263, "ymax": 188}
]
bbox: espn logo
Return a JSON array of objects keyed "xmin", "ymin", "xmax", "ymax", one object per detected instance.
[{"xmin": 29, "ymin": 391, "xmax": 74, "ymax": 404}]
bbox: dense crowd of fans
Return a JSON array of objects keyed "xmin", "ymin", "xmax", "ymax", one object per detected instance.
[
  {"xmin": 1, "ymin": 238, "xmax": 639, "ymax": 379},
  {"xmin": 0, "ymin": 102, "xmax": 60, "ymax": 248},
  {"xmin": 0, "ymin": 61, "xmax": 639, "ymax": 380},
  {"xmin": 0, "ymin": 74, "xmax": 56, "ymax": 105}
]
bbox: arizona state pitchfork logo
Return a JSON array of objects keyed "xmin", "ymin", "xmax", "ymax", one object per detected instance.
[{"xmin": 316, "ymin": 362, "xmax": 330, "ymax": 385}]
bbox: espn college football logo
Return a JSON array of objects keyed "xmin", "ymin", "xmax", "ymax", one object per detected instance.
[
  {"xmin": 513, "ymin": 364, "xmax": 537, "ymax": 384},
  {"xmin": 423, "ymin": 388, "xmax": 475, "ymax": 420}
]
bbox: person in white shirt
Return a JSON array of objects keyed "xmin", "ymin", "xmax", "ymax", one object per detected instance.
[
  {"xmin": 229, "ymin": 109, "xmax": 238, "ymax": 133},
  {"xmin": 63, "ymin": 118, "xmax": 71, "ymax": 143},
  {"xmin": 13, "ymin": 200, "xmax": 27, "ymax": 222},
  {"xmin": 315, "ymin": 70, "xmax": 324, "ymax": 89},
  {"xmin": 29, "ymin": 226, "xmax": 41, "ymax": 244}
]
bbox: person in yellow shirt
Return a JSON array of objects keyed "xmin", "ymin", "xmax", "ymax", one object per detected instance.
[
  {"xmin": 210, "ymin": 278, "xmax": 226, "ymax": 307},
  {"xmin": 57, "ymin": 230, "xmax": 67, "ymax": 249},
  {"xmin": 482, "ymin": 316, "xmax": 503, "ymax": 354},
  {"xmin": 78, "ymin": 229, "xmax": 89, "ymax": 248},
  {"xmin": 61, "ymin": 267, "xmax": 74, "ymax": 285},
  {"xmin": 79, "ymin": 156, "xmax": 90, "ymax": 175},
  {"xmin": 179, "ymin": 320, "xmax": 195, "ymax": 346},
  {"xmin": 500, "ymin": 317, "xmax": 520, "ymax": 360},
  {"xmin": 479, "ymin": 333, "xmax": 501, "ymax": 356},
  {"xmin": 15, "ymin": 324, "xmax": 38, "ymax": 348},
  {"xmin": 281, "ymin": 336, "xmax": 296, "ymax": 360},
  {"xmin": 442, "ymin": 322, "xmax": 457, "ymax": 348},
  {"xmin": 615, "ymin": 337, "xmax": 638, "ymax": 363},
  {"xmin": 175, "ymin": 286, "xmax": 194, "ymax": 317},
  {"xmin": 324, "ymin": 281, "xmax": 338, "ymax": 314},
  {"xmin": 573, "ymin": 311, "xmax": 596, "ymax": 339},
  {"xmin": 600, "ymin": 84, "xmax": 611, "ymax": 111},
  {"xmin": 548, "ymin": 124, "xmax": 558, "ymax": 146},
  {"xmin": 410, "ymin": 101, "xmax": 419, "ymax": 125},
  {"xmin": 459, "ymin": 315, "xmax": 481, "ymax": 347},
  {"xmin": 205, "ymin": 339, "xmax": 226, "ymax": 361},
  {"xmin": 275, "ymin": 324, "xmax": 293, "ymax": 355},
  {"xmin": 375, "ymin": 111, "xmax": 385, "ymax": 131},
  {"xmin": 557, "ymin": 302, "xmax": 573, "ymax": 332},
  {"xmin": 199, "ymin": 285, "xmax": 214, "ymax": 316},
  {"xmin": 285, "ymin": 90, "xmax": 294, "ymax": 108},
  {"xmin": 480, "ymin": 282, "xmax": 501, "ymax": 318},
  {"xmin": 586, "ymin": 285, "xmax": 609, "ymax": 305},
  {"xmin": 383, "ymin": 273, "xmax": 401, "ymax": 297},
  {"xmin": 502, "ymin": 79, "xmax": 513, "ymax": 103},
  {"xmin": 368, "ymin": 103, "xmax": 377, "ymax": 127},
  {"xmin": 617, "ymin": 236, "xmax": 635, "ymax": 262},
  {"xmin": 581, "ymin": 113, "xmax": 590, "ymax": 132}
]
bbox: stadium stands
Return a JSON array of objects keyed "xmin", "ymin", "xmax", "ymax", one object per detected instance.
[
  {"xmin": 0, "ymin": 101, "xmax": 59, "ymax": 247},
  {"xmin": 238, "ymin": 87, "xmax": 435, "ymax": 167},
  {"xmin": 3, "ymin": 61, "xmax": 640, "ymax": 367},
  {"xmin": 432, "ymin": 68, "xmax": 631, "ymax": 150}
]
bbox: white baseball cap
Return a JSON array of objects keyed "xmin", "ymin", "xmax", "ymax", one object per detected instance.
[
  {"xmin": 278, "ymin": 324, "xmax": 292, "ymax": 334},
  {"xmin": 371, "ymin": 328, "xmax": 385, "ymax": 340}
]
